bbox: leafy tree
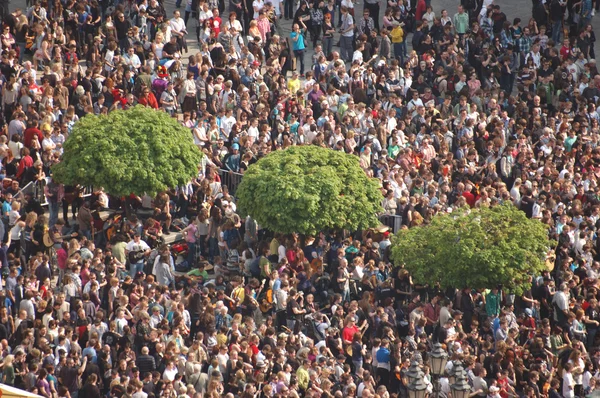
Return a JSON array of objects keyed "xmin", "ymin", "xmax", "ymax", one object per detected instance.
[
  {"xmin": 236, "ymin": 146, "xmax": 383, "ymax": 234},
  {"xmin": 52, "ymin": 106, "xmax": 202, "ymax": 197},
  {"xmin": 390, "ymin": 203, "xmax": 554, "ymax": 295}
]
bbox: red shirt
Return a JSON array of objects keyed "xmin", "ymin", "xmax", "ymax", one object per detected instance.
[
  {"xmin": 23, "ymin": 127, "xmax": 42, "ymax": 148},
  {"xmin": 16, "ymin": 155, "xmax": 33, "ymax": 179},
  {"xmin": 462, "ymin": 191, "xmax": 476, "ymax": 208},
  {"xmin": 211, "ymin": 16, "xmax": 222, "ymax": 36},
  {"xmin": 342, "ymin": 325, "xmax": 359, "ymax": 344},
  {"xmin": 560, "ymin": 45, "xmax": 571, "ymax": 61},
  {"xmin": 138, "ymin": 93, "xmax": 159, "ymax": 109},
  {"xmin": 497, "ymin": 376, "xmax": 510, "ymax": 398}
]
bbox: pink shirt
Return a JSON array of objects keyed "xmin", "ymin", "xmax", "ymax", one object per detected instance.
[
  {"xmin": 257, "ymin": 18, "xmax": 271, "ymax": 42},
  {"xmin": 186, "ymin": 224, "xmax": 197, "ymax": 243}
]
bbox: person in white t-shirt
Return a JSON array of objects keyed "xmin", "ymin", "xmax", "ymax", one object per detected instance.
[
  {"xmin": 563, "ymin": 363, "xmax": 575, "ymax": 398},
  {"xmin": 125, "ymin": 234, "xmax": 151, "ymax": 277},
  {"xmin": 270, "ymin": 0, "xmax": 283, "ymax": 17},
  {"xmin": 253, "ymin": 0, "xmax": 264, "ymax": 19}
]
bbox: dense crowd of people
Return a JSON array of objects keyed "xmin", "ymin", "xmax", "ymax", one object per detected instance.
[{"xmin": 0, "ymin": 0, "xmax": 599, "ymax": 396}]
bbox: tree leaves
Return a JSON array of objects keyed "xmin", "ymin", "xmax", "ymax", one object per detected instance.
[
  {"xmin": 236, "ymin": 146, "xmax": 383, "ymax": 234},
  {"xmin": 51, "ymin": 106, "xmax": 202, "ymax": 197},
  {"xmin": 390, "ymin": 203, "xmax": 555, "ymax": 295}
]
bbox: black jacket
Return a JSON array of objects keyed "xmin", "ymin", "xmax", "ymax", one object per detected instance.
[{"xmin": 136, "ymin": 354, "xmax": 157, "ymax": 374}]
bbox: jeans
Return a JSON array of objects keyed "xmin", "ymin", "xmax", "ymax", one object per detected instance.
[
  {"xmin": 341, "ymin": 288, "xmax": 350, "ymax": 302},
  {"xmin": 340, "ymin": 35, "xmax": 354, "ymax": 61},
  {"xmin": 17, "ymin": 42, "xmax": 26, "ymax": 64},
  {"xmin": 323, "ymin": 36, "xmax": 333, "ymax": 56},
  {"xmin": 552, "ymin": 19, "xmax": 562, "ymax": 43},
  {"xmin": 48, "ymin": 201, "xmax": 59, "ymax": 227},
  {"xmin": 588, "ymin": 327, "xmax": 598, "ymax": 348},
  {"xmin": 130, "ymin": 261, "xmax": 144, "ymax": 277},
  {"xmin": 208, "ymin": 237, "xmax": 219, "ymax": 261},
  {"xmin": 353, "ymin": 359, "xmax": 363, "ymax": 374},
  {"xmin": 187, "ymin": 241, "xmax": 196, "ymax": 266},
  {"xmin": 393, "ymin": 42, "xmax": 406, "ymax": 64},
  {"xmin": 294, "ymin": 49, "xmax": 305, "ymax": 75}
]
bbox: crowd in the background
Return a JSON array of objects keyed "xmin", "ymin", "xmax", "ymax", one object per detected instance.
[{"xmin": 0, "ymin": 0, "xmax": 600, "ymax": 396}]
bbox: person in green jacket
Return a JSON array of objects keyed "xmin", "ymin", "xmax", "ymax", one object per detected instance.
[
  {"xmin": 486, "ymin": 287, "xmax": 501, "ymax": 317},
  {"xmin": 453, "ymin": 6, "xmax": 469, "ymax": 36}
]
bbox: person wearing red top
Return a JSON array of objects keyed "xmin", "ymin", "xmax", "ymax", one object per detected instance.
[
  {"xmin": 560, "ymin": 38, "xmax": 571, "ymax": 61},
  {"xmin": 415, "ymin": 0, "xmax": 426, "ymax": 23},
  {"xmin": 23, "ymin": 120, "xmax": 43, "ymax": 148},
  {"xmin": 342, "ymin": 316, "xmax": 359, "ymax": 345},
  {"xmin": 16, "ymin": 147, "xmax": 33, "ymax": 180},
  {"xmin": 211, "ymin": 9, "xmax": 222, "ymax": 36},
  {"xmin": 138, "ymin": 89, "xmax": 159, "ymax": 109},
  {"xmin": 462, "ymin": 183, "xmax": 477, "ymax": 208}
]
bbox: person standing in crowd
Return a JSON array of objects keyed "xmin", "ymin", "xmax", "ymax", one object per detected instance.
[
  {"xmin": 339, "ymin": 6, "xmax": 355, "ymax": 61},
  {"xmin": 290, "ymin": 21, "xmax": 307, "ymax": 76}
]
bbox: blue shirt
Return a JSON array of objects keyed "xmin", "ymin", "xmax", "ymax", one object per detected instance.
[
  {"xmin": 291, "ymin": 30, "xmax": 306, "ymax": 51},
  {"xmin": 376, "ymin": 347, "xmax": 390, "ymax": 364},
  {"xmin": 1, "ymin": 201, "xmax": 10, "ymax": 220},
  {"xmin": 82, "ymin": 346, "xmax": 97, "ymax": 363}
]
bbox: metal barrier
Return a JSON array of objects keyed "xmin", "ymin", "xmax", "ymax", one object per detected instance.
[
  {"xmin": 16, "ymin": 179, "xmax": 93, "ymax": 206},
  {"xmin": 218, "ymin": 169, "xmax": 243, "ymax": 196},
  {"xmin": 378, "ymin": 214, "xmax": 403, "ymax": 234}
]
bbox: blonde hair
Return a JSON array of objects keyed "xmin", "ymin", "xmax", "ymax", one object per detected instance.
[
  {"xmin": 25, "ymin": 212, "xmax": 37, "ymax": 226},
  {"xmin": 2, "ymin": 355, "xmax": 14, "ymax": 367}
]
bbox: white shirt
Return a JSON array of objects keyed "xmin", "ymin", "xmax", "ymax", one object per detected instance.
[
  {"xmin": 41, "ymin": 137, "xmax": 55, "ymax": 152},
  {"xmin": 104, "ymin": 50, "xmax": 115, "ymax": 72},
  {"xmin": 341, "ymin": 0, "xmax": 353, "ymax": 9},
  {"xmin": 199, "ymin": 9, "xmax": 213, "ymax": 22},
  {"xmin": 123, "ymin": 53, "xmax": 142, "ymax": 69},
  {"xmin": 252, "ymin": 0, "xmax": 264, "ymax": 18},
  {"xmin": 126, "ymin": 239, "xmax": 150, "ymax": 253},
  {"xmin": 341, "ymin": 13, "xmax": 354, "ymax": 37},
  {"xmin": 221, "ymin": 115, "xmax": 236, "ymax": 136},
  {"xmin": 352, "ymin": 49, "xmax": 363, "ymax": 64},
  {"xmin": 225, "ymin": 19, "xmax": 243, "ymax": 34},
  {"xmin": 169, "ymin": 17, "xmax": 187, "ymax": 35},
  {"xmin": 563, "ymin": 371, "xmax": 575, "ymax": 398},
  {"xmin": 278, "ymin": 244, "xmax": 286, "ymax": 262},
  {"xmin": 270, "ymin": 0, "xmax": 282, "ymax": 15}
]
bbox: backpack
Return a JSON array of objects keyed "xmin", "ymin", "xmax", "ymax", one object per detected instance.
[
  {"xmin": 432, "ymin": 76, "xmax": 444, "ymax": 96},
  {"xmin": 90, "ymin": 78, "xmax": 101, "ymax": 98},
  {"xmin": 250, "ymin": 255, "xmax": 262, "ymax": 277}
]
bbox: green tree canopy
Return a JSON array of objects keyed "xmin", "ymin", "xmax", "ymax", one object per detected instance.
[
  {"xmin": 236, "ymin": 146, "xmax": 383, "ymax": 234},
  {"xmin": 390, "ymin": 203, "xmax": 554, "ymax": 295},
  {"xmin": 52, "ymin": 106, "xmax": 202, "ymax": 197}
]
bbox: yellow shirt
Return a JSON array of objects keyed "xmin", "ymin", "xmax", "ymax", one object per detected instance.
[
  {"xmin": 391, "ymin": 26, "xmax": 404, "ymax": 43},
  {"xmin": 269, "ymin": 238, "xmax": 279, "ymax": 258},
  {"xmin": 231, "ymin": 286, "xmax": 245, "ymax": 304},
  {"xmin": 296, "ymin": 366, "xmax": 309, "ymax": 390},
  {"xmin": 288, "ymin": 78, "xmax": 301, "ymax": 95},
  {"xmin": 217, "ymin": 332, "xmax": 228, "ymax": 347}
]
